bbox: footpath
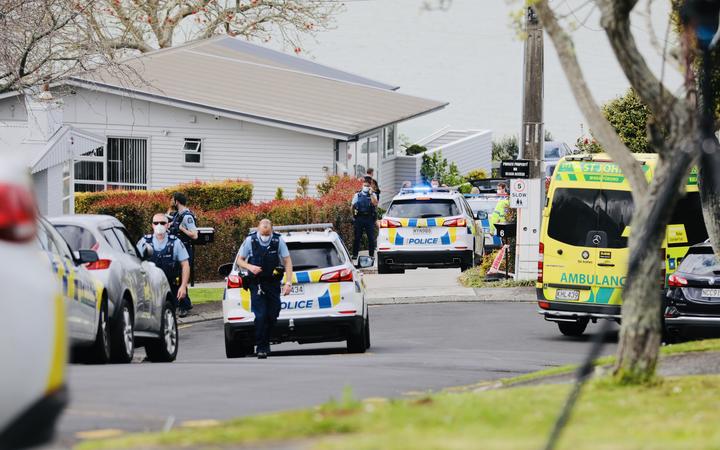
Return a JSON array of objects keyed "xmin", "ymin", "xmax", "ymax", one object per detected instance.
[{"xmin": 179, "ymin": 268, "xmax": 535, "ymax": 325}]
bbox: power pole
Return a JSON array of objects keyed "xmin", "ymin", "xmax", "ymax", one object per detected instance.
[{"xmin": 521, "ymin": 6, "xmax": 544, "ymax": 178}]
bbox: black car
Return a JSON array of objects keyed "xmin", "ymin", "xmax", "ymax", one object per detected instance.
[{"xmin": 665, "ymin": 241, "xmax": 720, "ymax": 336}]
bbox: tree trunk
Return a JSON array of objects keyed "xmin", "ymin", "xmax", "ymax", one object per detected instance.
[
  {"xmin": 699, "ymin": 147, "xmax": 720, "ymax": 255},
  {"xmin": 615, "ymin": 149, "xmax": 696, "ymax": 383}
]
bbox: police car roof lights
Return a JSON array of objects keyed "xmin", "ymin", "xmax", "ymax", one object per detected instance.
[
  {"xmin": 399, "ymin": 186, "xmax": 456, "ymax": 195},
  {"xmin": 251, "ymin": 223, "xmax": 334, "ymax": 235}
]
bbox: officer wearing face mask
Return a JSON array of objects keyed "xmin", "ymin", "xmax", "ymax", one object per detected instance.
[
  {"xmin": 137, "ymin": 213, "xmax": 191, "ymax": 311},
  {"xmin": 351, "ymin": 177, "xmax": 379, "ymax": 262},
  {"xmin": 235, "ymin": 219, "xmax": 293, "ymax": 359}
]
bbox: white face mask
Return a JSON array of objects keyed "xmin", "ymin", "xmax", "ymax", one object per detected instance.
[
  {"xmin": 154, "ymin": 224, "xmax": 167, "ymax": 235},
  {"xmin": 259, "ymin": 233, "xmax": 272, "ymax": 243},
  {"xmin": 362, "ymin": 186, "xmax": 370, "ymax": 193}
]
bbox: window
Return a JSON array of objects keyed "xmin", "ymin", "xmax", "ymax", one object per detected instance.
[
  {"xmin": 113, "ymin": 227, "xmax": 139, "ymax": 257},
  {"xmin": 678, "ymin": 249, "xmax": 720, "ymax": 275},
  {"xmin": 667, "ymin": 192, "xmax": 707, "ymax": 247},
  {"xmin": 102, "ymin": 228, "xmax": 124, "ymax": 252},
  {"xmin": 183, "ymin": 138, "xmax": 202, "ymax": 165},
  {"xmin": 386, "ymin": 199, "xmax": 460, "ymax": 218},
  {"xmin": 107, "ymin": 137, "xmax": 147, "ymax": 190},
  {"xmin": 287, "ymin": 242, "xmax": 345, "ymax": 270},
  {"xmin": 55, "ymin": 225, "xmax": 98, "ymax": 251},
  {"xmin": 384, "ymin": 125, "xmax": 395, "ymax": 158}
]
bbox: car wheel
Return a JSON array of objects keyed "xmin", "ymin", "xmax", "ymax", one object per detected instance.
[
  {"xmin": 225, "ymin": 337, "xmax": 254, "ymax": 358},
  {"xmin": 145, "ymin": 301, "xmax": 178, "ymax": 362},
  {"xmin": 110, "ymin": 298, "xmax": 134, "ymax": 364},
  {"xmin": 364, "ymin": 315, "xmax": 371, "ymax": 349},
  {"xmin": 558, "ymin": 320, "xmax": 588, "ymax": 337},
  {"xmin": 347, "ymin": 318, "xmax": 368, "ymax": 354},
  {"xmin": 86, "ymin": 298, "xmax": 111, "ymax": 364}
]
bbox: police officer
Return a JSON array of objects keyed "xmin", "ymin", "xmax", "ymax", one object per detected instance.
[
  {"xmin": 167, "ymin": 192, "xmax": 197, "ymax": 316},
  {"xmin": 235, "ymin": 219, "xmax": 293, "ymax": 359},
  {"xmin": 137, "ymin": 213, "xmax": 191, "ymax": 310},
  {"xmin": 490, "ymin": 182, "xmax": 510, "ymax": 235},
  {"xmin": 351, "ymin": 177, "xmax": 378, "ymax": 261}
]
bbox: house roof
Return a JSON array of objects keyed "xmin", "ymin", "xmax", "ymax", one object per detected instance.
[{"xmin": 69, "ymin": 36, "xmax": 447, "ymax": 140}]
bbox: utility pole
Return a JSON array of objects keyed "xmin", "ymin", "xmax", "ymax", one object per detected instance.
[{"xmin": 521, "ymin": 5, "xmax": 544, "ymax": 178}]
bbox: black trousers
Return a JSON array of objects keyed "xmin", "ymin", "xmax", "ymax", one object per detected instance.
[
  {"xmin": 353, "ymin": 216, "xmax": 376, "ymax": 258},
  {"xmin": 179, "ymin": 246, "xmax": 193, "ymax": 311},
  {"xmin": 250, "ymin": 281, "xmax": 281, "ymax": 353}
]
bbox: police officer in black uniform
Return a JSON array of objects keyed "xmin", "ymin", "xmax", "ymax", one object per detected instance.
[
  {"xmin": 167, "ymin": 192, "xmax": 197, "ymax": 317},
  {"xmin": 351, "ymin": 177, "xmax": 379, "ymax": 261},
  {"xmin": 235, "ymin": 219, "xmax": 293, "ymax": 359},
  {"xmin": 137, "ymin": 213, "xmax": 191, "ymax": 305}
]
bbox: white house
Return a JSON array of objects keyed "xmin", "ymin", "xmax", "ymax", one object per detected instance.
[{"xmin": 0, "ymin": 36, "xmax": 448, "ymax": 215}]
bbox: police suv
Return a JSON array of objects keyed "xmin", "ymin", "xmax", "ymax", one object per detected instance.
[
  {"xmin": 220, "ymin": 224, "xmax": 373, "ymax": 358},
  {"xmin": 377, "ymin": 187, "xmax": 485, "ymax": 274}
]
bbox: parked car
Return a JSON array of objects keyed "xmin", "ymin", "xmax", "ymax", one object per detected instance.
[
  {"xmin": 221, "ymin": 224, "xmax": 372, "ymax": 358},
  {"xmin": 0, "ymin": 159, "xmax": 67, "ymax": 448},
  {"xmin": 464, "ymin": 193, "xmax": 504, "ymax": 251},
  {"xmin": 543, "ymin": 141, "xmax": 573, "ymax": 177},
  {"xmin": 51, "ymin": 215, "xmax": 178, "ymax": 363},
  {"xmin": 665, "ymin": 241, "xmax": 720, "ymax": 337}
]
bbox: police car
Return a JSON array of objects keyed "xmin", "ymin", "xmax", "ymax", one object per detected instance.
[
  {"xmin": 464, "ymin": 193, "xmax": 504, "ymax": 251},
  {"xmin": 220, "ymin": 224, "xmax": 373, "ymax": 358},
  {"xmin": 377, "ymin": 187, "xmax": 485, "ymax": 274}
]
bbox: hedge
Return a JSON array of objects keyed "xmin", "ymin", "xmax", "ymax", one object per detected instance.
[
  {"xmin": 75, "ymin": 179, "xmax": 253, "ymax": 214},
  {"xmin": 77, "ymin": 177, "xmax": 362, "ymax": 281}
]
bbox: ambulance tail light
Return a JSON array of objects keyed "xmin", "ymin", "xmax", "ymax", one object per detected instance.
[
  {"xmin": 320, "ymin": 268, "xmax": 353, "ymax": 282},
  {"xmin": 86, "ymin": 259, "xmax": 112, "ymax": 270},
  {"xmin": 0, "ymin": 183, "xmax": 37, "ymax": 243},
  {"xmin": 380, "ymin": 219, "xmax": 402, "ymax": 228},
  {"xmin": 537, "ymin": 242, "xmax": 544, "ymax": 283},
  {"xmin": 668, "ymin": 274, "xmax": 688, "ymax": 287},
  {"xmin": 227, "ymin": 274, "xmax": 243, "ymax": 289},
  {"xmin": 443, "ymin": 218, "xmax": 466, "ymax": 227}
]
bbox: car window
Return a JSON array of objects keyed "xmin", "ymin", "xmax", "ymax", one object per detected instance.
[
  {"xmin": 544, "ymin": 145, "xmax": 561, "ymax": 159},
  {"xmin": 102, "ymin": 228, "xmax": 124, "ymax": 252},
  {"xmin": 113, "ymin": 227, "xmax": 139, "ymax": 257},
  {"xmin": 387, "ymin": 199, "xmax": 460, "ymax": 218},
  {"xmin": 679, "ymin": 250, "xmax": 720, "ymax": 275},
  {"xmin": 36, "ymin": 222, "xmax": 59, "ymax": 254},
  {"xmin": 667, "ymin": 192, "xmax": 708, "ymax": 247},
  {"xmin": 55, "ymin": 225, "xmax": 98, "ymax": 251},
  {"xmin": 287, "ymin": 242, "xmax": 344, "ymax": 270},
  {"xmin": 548, "ymin": 188, "xmax": 633, "ymax": 249}
]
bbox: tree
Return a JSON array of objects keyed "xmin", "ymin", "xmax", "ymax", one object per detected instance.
[
  {"xmin": 0, "ymin": 0, "xmax": 114, "ymax": 94},
  {"xmin": 80, "ymin": 0, "xmax": 342, "ymax": 54},
  {"xmin": 582, "ymin": 89, "xmax": 654, "ymax": 153},
  {"xmin": 492, "ymin": 135, "xmax": 519, "ymax": 161},
  {"xmin": 420, "ymin": 151, "xmax": 465, "ymax": 186},
  {"xmin": 534, "ymin": 0, "xmax": 710, "ymax": 383}
]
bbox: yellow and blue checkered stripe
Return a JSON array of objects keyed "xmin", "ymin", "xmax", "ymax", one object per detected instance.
[
  {"xmin": 239, "ymin": 269, "xmax": 343, "ymax": 311},
  {"xmin": 386, "ymin": 217, "xmax": 461, "ymax": 245}
]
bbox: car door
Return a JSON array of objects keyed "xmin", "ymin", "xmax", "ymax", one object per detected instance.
[
  {"xmin": 461, "ymin": 197, "xmax": 483, "ymax": 258},
  {"xmin": 107, "ymin": 227, "xmax": 152, "ymax": 331}
]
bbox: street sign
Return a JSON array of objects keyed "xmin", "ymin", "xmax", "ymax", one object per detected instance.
[
  {"xmin": 510, "ymin": 179, "xmax": 528, "ymax": 209},
  {"xmin": 500, "ymin": 160, "xmax": 531, "ymax": 179}
]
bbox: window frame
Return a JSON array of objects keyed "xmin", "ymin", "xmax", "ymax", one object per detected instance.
[{"xmin": 182, "ymin": 138, "xmax": 203, "ymax": 166}]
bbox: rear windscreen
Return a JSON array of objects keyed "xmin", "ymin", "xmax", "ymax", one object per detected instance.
[
  {"xmin": 668, "ymin": 192, "xmax": 708, "ymax": 247},
  {"xmin": 55, "ymin": 225, "xmax": 98, "ymax": 251},
  {"xmin": 287, "ymin": 242, "xmax": 344, "ymax": 270},
  {"xmin": 386, "ymin": 199, "xmax": 460, "ymax": 218},
  {"xmin": 547, "ymin": 188, "xmax": 633, "ymax": 248},
  {"xmin": 679, "ymin": 250, "xmax": 720, "ymax": 275}
]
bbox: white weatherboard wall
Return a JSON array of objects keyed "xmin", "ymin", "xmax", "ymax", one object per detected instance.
[
  {"xmin": 419, "ymin": 129, "xmax": 492, "ymax": 175},
  {"xmin": 61, "ymin": 88, "xmax": 334, "ymax": 201}
]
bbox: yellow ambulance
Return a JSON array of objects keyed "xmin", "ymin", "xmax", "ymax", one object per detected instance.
[{"xmin": 537, "ymin": 153, "xmax": 708, "ymax": 336}]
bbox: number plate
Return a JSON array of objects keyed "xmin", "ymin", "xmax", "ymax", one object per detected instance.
[
  {"xmin": 556, "ymin": 289, "xmax": 580, "ymax": 301},
  {"xmin": 289, "ymin": 285, "xmax": 305, "ymax": 295},
  {"xmin": 701, "ymin": 288, "xmax": 720, "ymax": 298},
  {"xmin": 413, "ymin": 228, "xmax": 432, "ymax": 234}
]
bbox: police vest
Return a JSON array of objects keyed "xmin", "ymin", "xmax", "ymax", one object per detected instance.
[
  {"xmin": 248, "ymin": 232, "xmax": 282, "ymax": 283},
  {"xmin": 169, "ymin": 209, "xmax": 197, "ymax": 245},
  {"xmin": 145, "ymin": 235, "xmax": 180, "ymax": 287},
  {"xmin": 354, "ymin": 191, "xmax": 375, "ymax": 217}
]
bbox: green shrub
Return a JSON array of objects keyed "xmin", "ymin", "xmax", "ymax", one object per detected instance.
[
  {"xmin": 316, "ymin": 175, "xmax": 341, "ymax": 196},
  {"xmin": 296, "ymin": 176, "xmax": 310, "ymax": 198},
  {"xmin": 458, "ymin": 182, "xmax": 473, "ymax": 194},
  {"xmin": 275, "ymin": 187, "xmax": 284, "ymax": 200},
  {"xmin": 405, "ymin": 144, "xmax": 427, "ymax": 156},
  {"xmin": 466, "ymin": 168, "xmax": 489, "ymax": 181}
]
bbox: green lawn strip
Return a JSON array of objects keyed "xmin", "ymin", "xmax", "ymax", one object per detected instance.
[
  {"xmin": 458, "ymin": 266, "xmax": 535, "ymax": 288},
  {"xmin": 78, "ymin": 375, "xmax": 720, "ymax": 450},
  {"xmin": 188, "ymin": 287, "xmax": 223, "ymax": 305}
]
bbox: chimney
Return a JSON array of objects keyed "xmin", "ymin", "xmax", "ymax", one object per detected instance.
[{"xmin": 25, "ymin": 83, "xmax": 63, "ymax": 142}]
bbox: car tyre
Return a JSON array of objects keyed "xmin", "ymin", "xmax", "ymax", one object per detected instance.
[
  {"xmin": 558, "ymin": 320, "xmax": 588, "ymax": 337},
  {"xmin": 347, "ymin": 318, "xmax": 368, "ymax": 353},
  {"xmin": 86, "ymin": 298, "xmax": 111, "ymax": 364},
  {"xmin": 225, "ymin": 337, "xmax": 254, "ymax": 358},
  {"xmin": 110, "ymin": 298, "xmax": 134, "ymax": 364},
  {"xmin": 145, "ymin": 301, "xmax": 178, "ymax": 362},
  {"xmin": 364, "ymin": 315, "xmax": 371, "ymax": 349}
]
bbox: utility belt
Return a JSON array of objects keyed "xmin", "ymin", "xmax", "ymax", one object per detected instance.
[
  {"xmin": 242, "ymin": 267, "xmax": 285, "ymax": 290},
  {"xmin": 354, "ymin": 211, "xmax": 375, "ymax": 218}
]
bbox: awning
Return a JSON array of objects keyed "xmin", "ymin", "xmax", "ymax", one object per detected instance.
[{"xmin": 30, "ymin": 126, "xmax": 105, "ymax": 174}]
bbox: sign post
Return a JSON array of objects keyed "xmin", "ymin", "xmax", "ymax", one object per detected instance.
[
  {"xmin": 509, "ymin": 179, "xmax": 528, "ymax": 209},
  {"xmin": 500, "ymin": 160, "xmax": 531, "ymax": 179}
]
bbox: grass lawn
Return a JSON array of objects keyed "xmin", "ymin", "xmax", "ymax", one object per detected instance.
[
  {"xmin": 78, "ymin": 374, "xmax": 720, "ymax": 450},
  {"xmin": 458, "ymin": 266, "xmax": 535, "ymax": 288},
  {"xmin": 188, "ymin": 287, "xmax": 223, "ymax": 305}
]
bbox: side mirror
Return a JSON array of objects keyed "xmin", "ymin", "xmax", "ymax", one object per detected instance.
[
  {"xmin": 476, "ymin": 211, "xmax": 488, "ymax": 220},
  {"xmin": 218, "ymin": 263, "xmax": 234, "ymax": 278},
  {"xmin": 356, "ymin": 256, "xmax": 375, "ymax": 269},
  {"xmin": 75, "ymin": 249, "xmax": 99, "ymax": 265}
]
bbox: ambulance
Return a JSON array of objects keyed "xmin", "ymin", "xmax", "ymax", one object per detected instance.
[{"xmin": 537, "ymin": 153, "xmax": 708, "ymax": 336}]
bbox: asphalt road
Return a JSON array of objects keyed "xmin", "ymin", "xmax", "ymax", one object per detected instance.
[{"xmin": 54, "ymin": 302, "xmax": 618, "ymax": 447}]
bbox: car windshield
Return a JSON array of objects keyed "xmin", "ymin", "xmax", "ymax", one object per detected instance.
[
  {"xmin": 548, "ymin": 188, "xmax": 633, "ymax": 248},
  {"xmin": 55, "ymin": 224, "xmax": 98, "ymax": 251},
  {"xmin": 287, "ymin": 242, "xmax": 344, "ymax": 270},
  {"xmin": 679, "ymin": 249, "xmax": 720, "ymax": 275},
  {"xmin": 667, "ymin": 192, "xmax": 708, "ymax": 247},
  {"xmin": 545, "ymin": 145, "xmax": 561, "ymax": 159},
  {"xmin": 387, "ymin": 199, "xmax": 460, "ymax": 218}
]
